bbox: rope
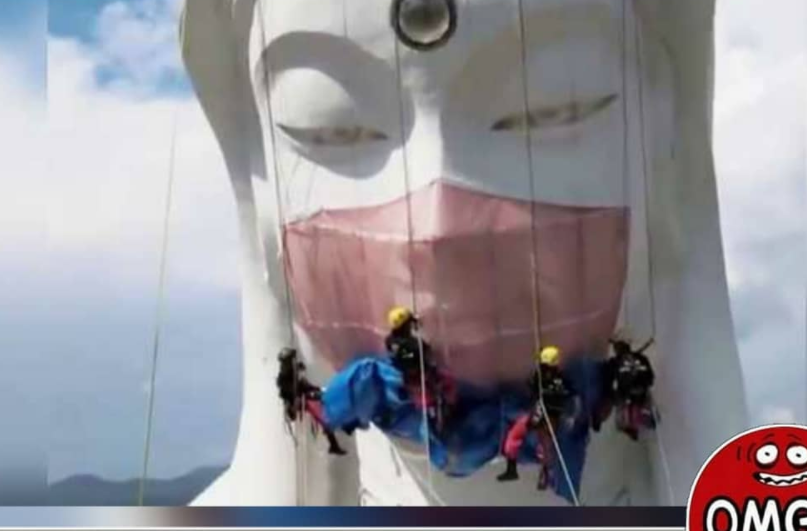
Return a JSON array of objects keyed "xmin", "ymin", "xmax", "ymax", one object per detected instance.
[
  {"xmin": 390, "ymin": 22, "xmax": 437, "ymax": 502},
  {"xmin": 515, "ymin": 0, "xmax": 579, "ymax": 506},
  {"xmin": 137, "ymin": 104, "xmax": 180, "ymax": 507},
  {"xmin": 614, "ymin": 0, "xmax": 632, "ymax": 507},
  {"xmin": 619, "ymin": 0, "xmax": 631, "ymax": 329},
  {"xmin": 256, "ymin": 0, "xmax": 307, "ymax": 506},
  {"xmin": 630, "ymin": 0, "xmax": 675, "ymax": 505}
]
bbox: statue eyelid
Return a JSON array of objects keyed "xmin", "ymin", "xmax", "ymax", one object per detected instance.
[
  {"xmin": 490, "ymin": 93, "xmax": 618, "ymax": 131},
  {"xmin": 277, "ymin": 124, "xmax": 389, "ymax": 147}
]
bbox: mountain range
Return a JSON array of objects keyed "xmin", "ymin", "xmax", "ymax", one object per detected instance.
[{"xmin": 45, "ymin": 466, "xmax": 226, "ymax": 506}]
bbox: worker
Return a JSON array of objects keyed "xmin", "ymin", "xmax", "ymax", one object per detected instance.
[
  {"xmin": 276, "ymin": 347, "xmax": 347, "ymax": 455},
  {"xmin": 385, "ymin": 306, "xmax": 435, "ymax": 377},
  {"xmin": 606, "ymin": 331, "xmax": 656, "ymax": 441},
  {"xmin": 497, "ymin": 346, "xmax": 580, "ymax": 490},
  {"xmin": 384, "ymin": 306, "xmax": 451, "ymax": 428}
]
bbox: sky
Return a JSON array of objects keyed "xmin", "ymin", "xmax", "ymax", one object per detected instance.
[{"xmin": 0, "ymin": 0, "xmax": 803, "ymax": 486}]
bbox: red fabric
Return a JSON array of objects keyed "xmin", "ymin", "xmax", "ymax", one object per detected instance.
[
  {"xmin": 630, "ymin": 404, "xmax": 641, "ymax": 428},
  {"xmin": 503, "ymin": 414, "xmax": 557, "ymax": 465},
  {"xmin": 503, "ymin": 414, "xmax": 531, "ymax": 460},
  {"xmin": 537, "ymin": 426, "xmax": 555, "ymax": 466},
  {"xmin": 305, "ymin": 399, "xmax": 327, "ymax": 427},
  {"xmin": 405, "ymin": 381, "xmax": 435, "ymax": 409},
  {"xmin": 438, "ymin": 371, "xmax": 458, "ymax": 404},
  {"xmin": 616, "ymin": 402, "xmax": 645, "ymax": 431}
]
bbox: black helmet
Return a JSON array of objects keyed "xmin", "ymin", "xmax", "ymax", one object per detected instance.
[
  {"xmin": 612, "ymin": 340, "xmax": 631, "ymax": 356},
  {"xmin": 278, "ymin": 347, "xmax": 297, "ymax": 362}
]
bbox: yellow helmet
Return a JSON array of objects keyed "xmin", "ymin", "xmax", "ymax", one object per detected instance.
[
  {"xmin": 387, "ymin": 306, "xmax": 413, "ymax": 330},
  {"xmin": 536, "ymin": 345, "xmax": 561, "ymax": 366}
]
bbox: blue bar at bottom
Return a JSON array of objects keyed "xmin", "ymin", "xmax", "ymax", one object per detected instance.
[
  {"xmin": 0, "ymin": 507, "xmax": 686, "ymax": 528},
  {"xmin": 204, "ymin": 507, "xmax": 685, "ymax": 528}
]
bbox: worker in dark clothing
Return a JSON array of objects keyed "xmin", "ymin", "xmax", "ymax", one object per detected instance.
[
  {"xmin": 276, "ymin": 347, "xmax": 347, "ymax": 455},
  {"xmin": 606, "ymin": 332, "xmax": 657, "ymax": 441},
  {"xmin": 385, "ymin": 306, "xmax": 436, "ymax": 380},
  {"xmin": 384, "ymin": 306, "xmax": 453, "ymax": 430},
  {"xmin": 497, "ymin": 346, "xmax": 581, "ymax": 490}
]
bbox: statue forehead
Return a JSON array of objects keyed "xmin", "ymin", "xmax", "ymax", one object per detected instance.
[{"xmin": 255, "ymin": 0, "xmax": 620, "ymax": 77}]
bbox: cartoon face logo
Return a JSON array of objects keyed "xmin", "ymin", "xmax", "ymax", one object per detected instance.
[{"xmin": 687, "ymin": 425, "xmax": 807, "ymax": 531}]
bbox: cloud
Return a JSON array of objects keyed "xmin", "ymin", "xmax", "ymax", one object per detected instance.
[
  {"xmin": 45, "ymin": 36, "xmax": 240, "ymax": 291},
  {"xmin": 90, "ymin": 0, "xmax": 188, "ymax": 97},
  {"xmin": 759, "ymin": 406, "xmax": 798, "ymax": 426},
  {"xmin": 0, "ymin": 0, "xmax": 46, "ymax": 94},
  {"xmin": 713, "ymin": 0, "xmax": 806, "ymax": 424},
  {"xmin": 21, "ymin": 1, "xmax": 243, "ymax": 480}
]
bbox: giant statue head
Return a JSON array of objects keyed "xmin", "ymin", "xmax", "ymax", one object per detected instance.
[{"xmin": 182, "ymin": 0, "xmax": 748, "ymax": 507}]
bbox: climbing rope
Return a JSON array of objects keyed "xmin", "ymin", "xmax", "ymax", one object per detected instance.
[
  {"xmin": 137, "ymin": 102, "xmax": 181, "ymax": 507},
  {"xmin": 515, "ymin": 0, "xmax": 579, "ymax": 506},
  {"xmin": 613, "ymin": 0, "xmax": 635, "ymax": 506},
  {"xmin": 256, "ymin": 0, "xmax": 308, "ymax": 506},
  {"xmin": 390, "ymin": 23, "xmax": 438, "ymax": 503},
  {"xmin": 619, "ymin": 0, "xmax": 632, "ymax": 330},
  {"xmin": 629, "ymin": 0, "xmax": 676, "ymax": 505}
]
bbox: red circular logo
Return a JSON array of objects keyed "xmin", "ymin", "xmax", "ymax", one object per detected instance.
[{"xmin": 688, "ymin": 425, "xmax": 807, "ymax": 531}]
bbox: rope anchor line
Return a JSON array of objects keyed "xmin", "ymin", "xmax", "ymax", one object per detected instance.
[
  {"xmin": 623, "ymin": 0, "xmax": 675, "ymax": 505},
  {"xmin": 516, "ymin": 0, "xmax": 579, "ymax": 506},
  {"xmin": 138, "ymin": 105, "xmax": 181, "ymax": 507},
  {"xmin": 257, "ymin": 0, "xmax": 308, "ymax": 506}
]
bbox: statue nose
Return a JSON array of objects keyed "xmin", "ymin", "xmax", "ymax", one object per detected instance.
[{"xmin": 395, "ymin": 111, "xmax": 447, "ymax": 192}]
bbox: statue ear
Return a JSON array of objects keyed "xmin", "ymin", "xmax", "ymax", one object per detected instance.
[{"xmin": 181, "ymin": 0, "xmax": 267, "ymax": 183}]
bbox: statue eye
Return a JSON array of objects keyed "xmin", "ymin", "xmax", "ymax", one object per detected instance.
[
  {"xmin": 491, "ymin": 93, "xmax": 618, "ymax": 131},
  {"xmin": 278, "ymin": 124, "xmax": 389, "ymax": 147}
]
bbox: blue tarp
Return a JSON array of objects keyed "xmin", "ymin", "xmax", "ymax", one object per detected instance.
[{"xmin": 321, "ymin": 354, "xmax": 608, "ymax": 504}]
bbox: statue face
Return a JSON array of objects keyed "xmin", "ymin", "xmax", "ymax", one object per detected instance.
[{"xmin": 252, "ymin": 0, "xmax": 641, "ymax": 384}]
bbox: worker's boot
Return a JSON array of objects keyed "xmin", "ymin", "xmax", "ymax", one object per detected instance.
[
  {"xmin": 624, "ymin": 427, "xmax": 639, "ymax": 441},
  {"xmin": 326, "ymin": 432, "xmax": 347, "ymax": 455},
  {"xmin": 537, "ymin": 466, "xmax": 549, "ymax": 490},
  {"xmin": 497, "ymin": 459, "xmax": 519, "ymax": 481}
]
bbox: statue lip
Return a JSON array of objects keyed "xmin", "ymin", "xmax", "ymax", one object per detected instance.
[{"xmin": 283, "ymin": 180, "xmax": 629, "ymax": 385}]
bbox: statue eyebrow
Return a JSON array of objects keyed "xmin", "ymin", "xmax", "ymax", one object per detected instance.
[{"xmin": 254, "ymin": 31, "xmax": 397, "ymax": 105}]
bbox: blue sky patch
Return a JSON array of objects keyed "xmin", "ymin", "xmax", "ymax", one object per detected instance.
[
  {"xmin": 48, "ymin": 0, "xmax": 123, "ymax": 40},
  {"xmin": 0, "ymin": 0, "xmax": 46, "ymax": 94},
  {"xmin": 49, "ymin": 0, "xmax": 193, "ymax": 99}
]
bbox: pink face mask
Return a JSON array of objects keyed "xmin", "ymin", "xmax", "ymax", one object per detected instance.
[{"xmin": 284, "ymin": 181, "xmax": 628, "ymax": 386}]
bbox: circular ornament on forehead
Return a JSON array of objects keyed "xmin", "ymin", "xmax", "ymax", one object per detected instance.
[{"xmin": 391, "ymin": 0, "xmax": 457, "ymax": 51}]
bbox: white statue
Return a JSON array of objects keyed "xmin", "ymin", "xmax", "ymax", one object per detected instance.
[{"xmin": 181, "ymin": 0, "xmax": 748, "ymax": 506}]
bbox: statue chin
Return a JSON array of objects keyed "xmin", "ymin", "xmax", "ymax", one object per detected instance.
[{"xmin": 182, "ymin": 0, "xmax": 749, "ymax": 506}]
